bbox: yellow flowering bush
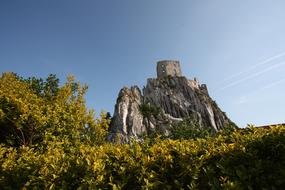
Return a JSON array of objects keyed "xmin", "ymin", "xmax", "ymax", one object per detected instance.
[
  {"xmin": 0, "ymin": 72, "xmax": 284, "ymax": 189},
  {"xmin": 0, "ymin": 126, "xmax": 284, "ymax": 189},
  {"xmin": 0, "ymin": 72, "xmax": 109, "ymax": 147}
]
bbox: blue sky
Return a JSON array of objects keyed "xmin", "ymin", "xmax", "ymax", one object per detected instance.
[{"xmin": 1, "ymin": 0, "xmax": 285, "ymax": 127}]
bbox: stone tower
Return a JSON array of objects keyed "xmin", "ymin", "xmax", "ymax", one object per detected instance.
[{"xmin": 157, "ymin": 60, "xmax": 182, "ymax": 78}]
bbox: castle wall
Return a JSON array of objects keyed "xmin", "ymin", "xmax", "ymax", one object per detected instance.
[
  {"xmin": 157, "ymin": 60, "xmax": 182, "ymax": 78},
  {"xmin": 188, "ymin": 80, "xmax": 200, "ymax": 89}
]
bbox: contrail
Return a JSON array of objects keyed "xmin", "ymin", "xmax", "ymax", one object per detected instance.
[
  {"xmin": 261, "ymin": 77, "xmax": 285, "ymax": 90},
  {"xmin": 219, "ymin": 60, "xmax": 285, "ymax": 91},
  {"xmin": 220, "ymin": 51, "xmax": 285, "ymax": 83}
]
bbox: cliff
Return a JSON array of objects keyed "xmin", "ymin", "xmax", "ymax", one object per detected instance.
[{"xmin": 108, "ymin": 61, "xmax": 233, "ymax": 143}]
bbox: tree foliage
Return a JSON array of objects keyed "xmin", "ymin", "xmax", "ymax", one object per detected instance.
[{"xmin": 0, "ymin": 72, "xmax": 109, "ymax": 147}]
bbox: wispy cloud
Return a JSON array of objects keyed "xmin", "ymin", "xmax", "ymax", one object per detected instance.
[
  {"xmin": 236, "ymin": 96, "xmax": 248, "ymax": 104},
  {"xmin": 218, "ymin": 60, "xmax": 285, "ymax": 91}
]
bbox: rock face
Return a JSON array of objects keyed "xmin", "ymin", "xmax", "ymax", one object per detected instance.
[
  {"xmin": 108, "ymin": 61, "xmax": 233, "ymax": 143},
  {"xmin": 108, "ymin": 86, "xmax": 145, "ymax": 142}
]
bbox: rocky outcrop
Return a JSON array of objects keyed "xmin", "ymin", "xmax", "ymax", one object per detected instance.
[
  {"xmin": 108, "ymin": 61, "xmax": 234, "ymax": 143},
  {"xmin": 143, "ymin": 77, "xmax": 229, "ymax": 131},
  {"xmin": 107, "ymin": 86, "xmax": 145, "ymax": 143}
]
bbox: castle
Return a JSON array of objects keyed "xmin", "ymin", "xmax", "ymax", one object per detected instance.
[
  {"xmin": 109, "ymin": 59, "xmax": 230, "ymax": 143},
  {"xmin": 157, "ymin": 60, "xmax": 182, "ymax": 78},
  {"xmin": 156, "ymin": 60, "xmax": 208, "ymax": 94}
]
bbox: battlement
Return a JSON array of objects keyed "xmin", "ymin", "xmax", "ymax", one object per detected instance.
[{"xmin": 157, "ymin": 60, "xmax": 182, "ymax": 78}]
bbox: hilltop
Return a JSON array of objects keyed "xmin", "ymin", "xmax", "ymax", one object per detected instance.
[{"xmin": 108, "ymin": 60, "xmax": 235, "ymax": 143}]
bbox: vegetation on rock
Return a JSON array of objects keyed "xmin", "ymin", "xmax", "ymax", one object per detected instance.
[
  {"xmin": 169, "ymin": 117, "xmax": 213, "ymax": 140},
  {"xmin": 139, "ymin": 103, "xmax": 161, "ymax": 119}
]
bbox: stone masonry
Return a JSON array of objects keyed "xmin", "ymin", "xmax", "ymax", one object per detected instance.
[{"xmin": 157, "ymin": 60, "xmax": 182, "ymax": 78}]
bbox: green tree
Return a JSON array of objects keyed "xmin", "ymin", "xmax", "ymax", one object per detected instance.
[{"xmin": 0, "ymin": 72, "xmax": 109, "ymax": 147}]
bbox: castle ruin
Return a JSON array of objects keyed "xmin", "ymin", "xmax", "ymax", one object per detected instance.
[
  {"xmin": 157, "ymin": 60, "xmax": 182, "ymax": 78},
  {"xmin": 156, "ymin": 60, "xmax": 208, "ymax": 94}
]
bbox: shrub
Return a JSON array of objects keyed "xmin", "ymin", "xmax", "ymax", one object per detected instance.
[
  {"xmin": 1, "ymin": 73, "xmax": 284, "ymax": 189},
  {"xmin": 139, "ymin": 103, "xmax": 161, "ymax": 119},
  {"xmin": 0, "ymin": 126, "xmax": 284, "ymax": 189},
  {"xmin": 169, "ymin": 117, "xmax": 212, "ymax": 140}
]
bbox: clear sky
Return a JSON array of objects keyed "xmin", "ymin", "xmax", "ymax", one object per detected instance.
[{"xmin": 1, "ymin": 0, "xmax": 285, "ymax": 127}]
